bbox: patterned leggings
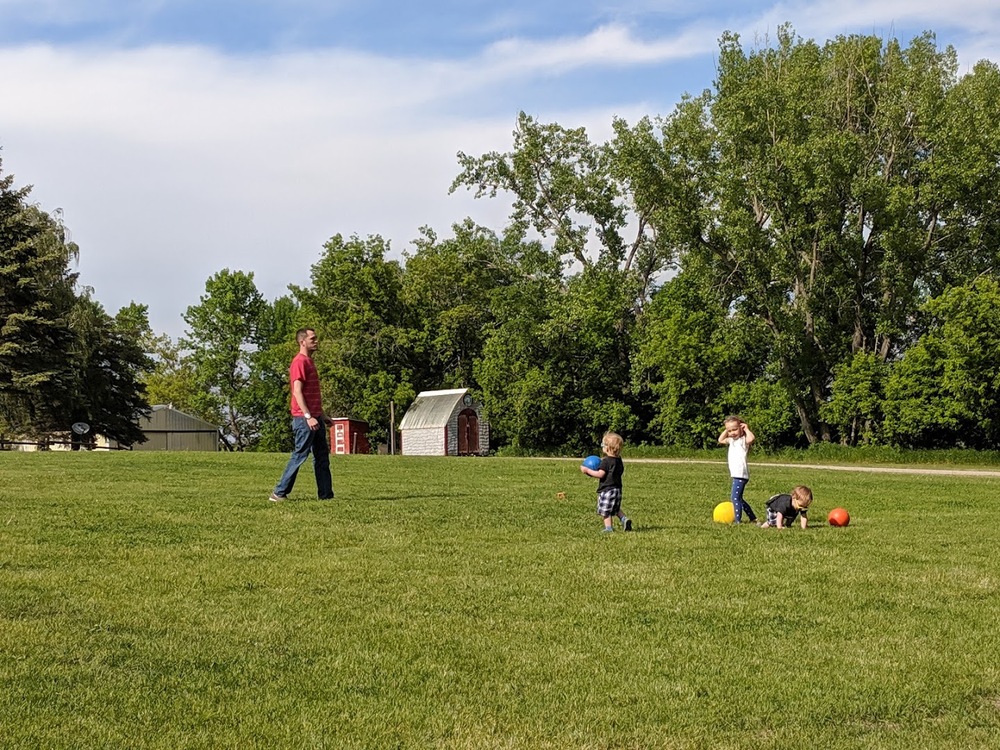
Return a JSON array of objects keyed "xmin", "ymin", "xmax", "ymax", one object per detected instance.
[{"xmin": 730, "ymin": 477, "xmax": 757, "ymax": 522}]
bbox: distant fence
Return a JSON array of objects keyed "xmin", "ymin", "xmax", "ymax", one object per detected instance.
[
  {"xmin": 0, "ymin": 439, "xmax": 130, "ymax": 451},
  {"xmin": 2, "ymin": 428, "xmax": 247, "ymax": 452}
]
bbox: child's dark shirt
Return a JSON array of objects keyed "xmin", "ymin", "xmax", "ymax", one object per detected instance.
[
  {"xmin": 766, "ymin": 493, "xmax": 806, "ymax": 524},
  {"xmin": 597, "ymin": 456, "xmax": 624, "ymax": 492}
]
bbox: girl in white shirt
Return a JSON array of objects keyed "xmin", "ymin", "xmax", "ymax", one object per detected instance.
[{"xmin": 718, "ymin": 416, "xmax": 758, "ymax": 524}]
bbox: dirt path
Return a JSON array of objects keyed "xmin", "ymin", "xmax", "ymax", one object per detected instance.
[
  {"xmin": 547, "ymin": 456, "xmax": 1000, "ymax": 478},
  {"xmin": 632, "ymin": 458, "xmax": 1000, "ymax": 478}
]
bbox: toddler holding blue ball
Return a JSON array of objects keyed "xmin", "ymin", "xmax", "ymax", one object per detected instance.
[{"xmin": 580, "ymin": 431, "xmax": 633, "ymax": 533}]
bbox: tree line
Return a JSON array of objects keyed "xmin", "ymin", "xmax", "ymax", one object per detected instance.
[
  {"xmin": 0, "ymin": 166, "xmax": 151, "ymax": 446},
  {"xmin": 4, "ymin": 27, "xmax": 1000, "ymax": 452}
]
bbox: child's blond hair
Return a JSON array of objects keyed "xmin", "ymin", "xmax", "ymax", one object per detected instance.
[
  {"xmin": 601, "ymin": 432, "xmax": 623, "ymax": 457},
  {"xmin": 792, "ymin": 485, "xmax": 813, "ymax": 508}
]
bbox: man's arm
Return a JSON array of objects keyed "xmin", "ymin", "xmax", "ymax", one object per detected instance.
[
  {"xmin": 292, "ymin": 380, "xmax": 319, "ymax": 430},
  {"xmin": 314, "ymin": 389, "xmax": 331, "ymax": 425}
]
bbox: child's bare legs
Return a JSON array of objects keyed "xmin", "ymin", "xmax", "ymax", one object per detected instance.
[{"xmin": 602, "ymin": 515, "xmax": 614, "ymax": 532}]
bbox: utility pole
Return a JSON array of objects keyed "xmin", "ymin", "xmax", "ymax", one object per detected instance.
[{"xmin": 389, "ymin": 400, "xmax": 396, "ymax": 455}]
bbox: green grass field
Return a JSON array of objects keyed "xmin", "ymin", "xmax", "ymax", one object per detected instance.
[{"xmin": 2, "ymin": 451, "xmax": 999, "ymax": 749}]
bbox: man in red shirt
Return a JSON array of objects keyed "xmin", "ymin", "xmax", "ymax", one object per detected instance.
[{"xmin": 270, "ymin": 328, "xmax": 334, "ymax": 501}]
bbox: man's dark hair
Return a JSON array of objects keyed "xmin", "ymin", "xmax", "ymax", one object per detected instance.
[{"xmin": 296, "ymin": 327, "xmax": 315, "ymax": 343}]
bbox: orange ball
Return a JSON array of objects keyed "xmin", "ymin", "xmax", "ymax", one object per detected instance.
[{"xmin": 828, "ymin": 507, "xmax": 850, "ymax": 527}]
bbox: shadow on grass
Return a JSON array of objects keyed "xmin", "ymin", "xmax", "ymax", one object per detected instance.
[
  {"xmin": 259, "ymin": 493, "xmax": 468, "ymax": 504},
  {"xmin": 622, "ymin": 525, "xmax": 667, "ymax": 534},
  {"xmin": 361, "ymin": 493, "xmax": 468, "ymax": 503}
]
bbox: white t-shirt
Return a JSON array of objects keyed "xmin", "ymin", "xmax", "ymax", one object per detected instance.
[{"xmin": 727, "ymin": 436, "xmax": 749, "ymax": 479}]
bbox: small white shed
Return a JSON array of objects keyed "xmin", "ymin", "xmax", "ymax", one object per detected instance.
[
  {"xmin": 133, "ymin": 405, "xmax": 220, "ymax": 451},
  {"xmin": 399, "ymin": 388, "xmax": 489, "ymax": 456}
]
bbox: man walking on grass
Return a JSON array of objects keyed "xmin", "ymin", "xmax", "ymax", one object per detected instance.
[{"xmin": 270, "ymin": 327, "xmax": 334, "ymax": 502}]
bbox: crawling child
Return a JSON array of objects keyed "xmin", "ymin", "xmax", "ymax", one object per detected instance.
[{"xmin": 760, "ymin": 485, "xmax": 813, "ymax": 529}]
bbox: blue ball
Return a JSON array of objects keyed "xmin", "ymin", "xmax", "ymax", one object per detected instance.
[{"xmin": 582, "ymin": 455, "xmax": 601, "ymax": 471}]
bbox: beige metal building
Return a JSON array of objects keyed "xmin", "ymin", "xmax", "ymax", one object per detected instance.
[
  {"xmin": 399, "ymin": 388, "xmax": 488, "ymax": 456},
  {"xmin": 133, "ymin": 405, "xmax": 220, "ymax": 451}
]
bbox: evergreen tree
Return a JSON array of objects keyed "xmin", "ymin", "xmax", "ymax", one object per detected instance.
[
  {"xmin": 1, "ymin": 157, "xmax": 153, "ymax": 444},
  {"xmin": 0, "ymin": 159, "xmax": 79, "ymax": 436},
  {"xmin": 66, "ymin": 297, "xmax": 153, "ymax": 446}
]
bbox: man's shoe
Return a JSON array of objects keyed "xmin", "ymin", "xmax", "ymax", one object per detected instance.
[{"xmin": 269, "ymin": 493, "xmax": 287, "ymax": 502}]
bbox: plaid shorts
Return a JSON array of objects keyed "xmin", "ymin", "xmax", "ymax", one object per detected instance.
[
  {"xmin": 597, "ymin": 487, "xmax": 622, "ymax": 517},
  {"xmin": 765, "ymin": 508, "xmax": 804, "ymax": 527}
]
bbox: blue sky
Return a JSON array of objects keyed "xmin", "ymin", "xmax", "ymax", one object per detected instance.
[{"xmin": 2, "ymin": 0, "xmax": 998, "ymax": 338}]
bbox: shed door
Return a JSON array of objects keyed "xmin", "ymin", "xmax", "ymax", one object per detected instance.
[{"xmin": 458, "ymin": 409, "xmax": 479, "ymax": 455}]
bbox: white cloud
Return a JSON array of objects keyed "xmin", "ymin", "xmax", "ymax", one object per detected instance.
[
  {"xmin": 0, "ymin": 52, "xmax": 493, "ymax": 335},
  {"xmin": 481, "ymin": 22, "xmax": 719, "ymax": 73},
  {"xmin": 0, "ymin": 23, "xmax": 710, "ymax": 339},
  {"xmin": 740, "ymin": 0, "xmax": 1000, "ymax": 49},
  {"xmin": 2, "ymin": 6, "xmax": 998, "ymax": 340}
]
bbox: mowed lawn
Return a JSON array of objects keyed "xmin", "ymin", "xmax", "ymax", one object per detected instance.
[{"xmin": 1, "ymin": 451, "xmax": 999, "ymax": 749}]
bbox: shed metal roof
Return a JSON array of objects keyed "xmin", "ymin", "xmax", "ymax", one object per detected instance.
[
  {"xmin": 398, "ymin": 389, "xmax": 469, "ymax": 430},
  {"xmin": 144, "ymin": 405, "xmax": 219, "ymax": 432}
]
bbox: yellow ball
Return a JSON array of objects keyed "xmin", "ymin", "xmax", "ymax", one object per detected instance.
[{"xmin": 713, "ymin": 502, "xmax": 735, "ymax": 524}]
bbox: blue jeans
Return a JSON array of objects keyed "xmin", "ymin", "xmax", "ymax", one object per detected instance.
[
  {"xmin": 273, "ymin": 417, "xmax": 333, "ymax": 499},
  {"xmin": 730, "ymin": 477, "xmax": 756, "ymax": 522}
]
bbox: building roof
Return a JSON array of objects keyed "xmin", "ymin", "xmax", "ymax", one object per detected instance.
[
  {"xmin": 143, "ymin": 405, "xmax": 219, "ymax": 432},
  {"xmin": 399, "ymin": 389, "xmax": 470, "ymax": 430}
]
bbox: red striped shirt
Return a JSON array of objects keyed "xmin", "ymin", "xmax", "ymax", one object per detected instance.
[{"xmin": 289, "ymin": 353, "xmax": 323, "ymax": 416}]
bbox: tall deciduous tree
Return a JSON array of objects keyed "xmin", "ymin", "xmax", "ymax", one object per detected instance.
[
  {"xmin": 292, "ymin": 234, "xmax": 415, "ymax": 446},
  {"xmin": 472, "ymin": 239, "xmax": 641, "ymax": 451},
  {"xmin": 453, "ymin": 113, "xmax": 624, "ymax": 268},
  {"xmin": 632, "ymin": 27, "xmax": 1000, "ymax": 443},
  {"xmin": 452, "ymin": 112, "xmax": 677, "ymax": 303},
  {"xmin": 143, "ymin": 333, "xmax": 202, "ymax": 418},
  {"xmin": 632, "ymin": 258, "xmax": 794, "ymax": 448},
  {"xmin": 182, "ymin": 269, "xmax": 266, "ymax": 450},
  {"xmin": 246, "ymin": 294, "xmax": 301, "ymax": 453},
  {"xmin": 882, "ymin": 277, "xmax": 1000, "ymax": 448},
  {"xmin": 821, "ymin": 352, "xmax": 888, "ymax": 446},
  {"xmin": 450, "ymin": 114, "xmax": 684, "ymax": 448},
  {"xmin": 403, "ymin": 220, "xmax": 529, "ymax": 391}
]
